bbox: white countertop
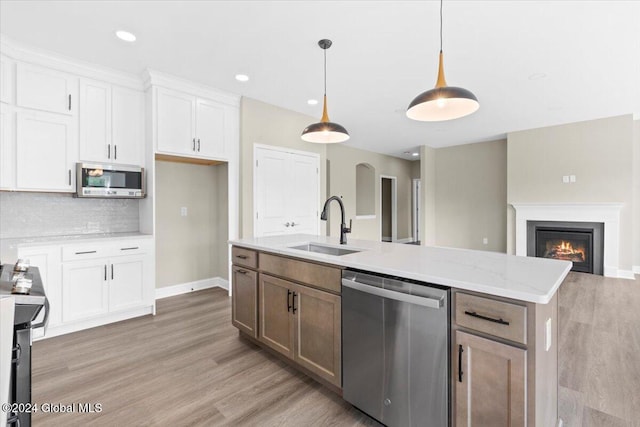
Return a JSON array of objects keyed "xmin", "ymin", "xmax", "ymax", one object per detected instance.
[
  {"xmin": 0, "ymin": 232, "xmax": 153, "ymax": 263},
  {"xmin": 230, "ymin": 234, "xmax": 572, "ymax": 304}
]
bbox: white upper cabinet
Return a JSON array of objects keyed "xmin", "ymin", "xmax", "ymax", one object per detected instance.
[
  {"xmin": 0, "ymin": 104, "xmax": 15, "ymax": 189},
  {"xmin": 79, "ymin": 78, "xmax": 144, "ymax": 165},
  {"xmin": 16, "ymin": 63, "xmax": 78, "ymax": 115},
  {"xmin": 196, "ymin": 98, "xmax": 226, "ymax": 158},
  {"xmin": 79, "ymin": 78, "xmax": 111, "ymax": 161},
  {"xmin": 154, "ymin": 83, "xmax": 236, "ymax": 161},
  {"xmin": 0, "ymin": 56, "xmax": 15, "ymax": 104},
  {"xmin": 111, "ymin": 86, "xmax": 144, "ymax": 165},
  {"xmin": 156, "ymin": 87, "xmax": 195, "ymax": 155},
  {"xmin": 16, "ymin": 110, "xmax": 76, "ymax": 191}
]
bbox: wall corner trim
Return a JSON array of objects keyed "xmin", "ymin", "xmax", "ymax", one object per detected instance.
[
  {"xmin": 155, "ymin": 277, "xmax": 229, "ymax": 300},
  {"xmin": 617, "ymin": 269, "xmax": 636, "ymax": 280}
]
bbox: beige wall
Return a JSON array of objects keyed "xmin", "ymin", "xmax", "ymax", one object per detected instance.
[
  {"xmin": 410, "ymin": 160, "xmax": 421, "ymax": 179},
  {"xmin": 634, "ymin": 119, "xmax": 640, "ymax": 269},
  {"xmin": 420, "ymin": 145, "xmax": 437, "ymax": 246},
  {"xmin": 507, "ymin": 115, "xmax": 635, "ymax": 271},
  {"xmin": 240, "ymin": 97, "xmax": 327, "ymax": 238},
  {"xmin": 434, "ymin": 140, "xmax": 507, "ymax": 252},
  {"xmin": 355, "ymin": 163, "xmax": 376, "ymax": 216},
  {"xmin": 155, "ymin": 161, "xmax": 228, "ymax": 288},
  {"xmin": 326, "ymin": 143, "xmax": 414, "ymax": 241}
]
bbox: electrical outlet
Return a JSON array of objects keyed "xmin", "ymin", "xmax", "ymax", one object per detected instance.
[
  {"xmin": 482, "ymin": 237, "xmax": 488, "ymax": 245},
  {"xmin": 562, "ymin": 175, "xmax": 569, "ymax": 183},
  {"xmin": 570, "ymin": 175, "xmax": 576, "ymax": 183},
  {"xmin": 180, "ymin": 207, "xmax": 188, "ymax": 217},
  {"xmin": 545, "ymin": 318, "xmax": 552, "ymax": 351}
]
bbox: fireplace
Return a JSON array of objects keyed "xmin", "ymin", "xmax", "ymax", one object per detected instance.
[{"xmin": 527, "ymin": 221, "xmax": 604, "ymax": 275}]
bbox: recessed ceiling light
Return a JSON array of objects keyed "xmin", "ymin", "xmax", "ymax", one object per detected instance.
[
  {"xmin": 528, "ymin": 72, "xmax": 547, "ymax": 80},
  {"xmin": 411, "ymin": 152, "xmax": 419, "ymax": 157},
  {"xmin": 235, "ymin": 74, "xmax": 249, "ymax": 82},
  {"xmin": 307, "ymin": 99, "xmax": 318, "ymax": 106},
  {"xmin": 115, "ymin": 30, "xmax": 136, "ymax": 42}
]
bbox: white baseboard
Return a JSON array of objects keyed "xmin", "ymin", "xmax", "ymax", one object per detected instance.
[
  {"xmin": 633, "ymin": 265, "xmax": 640, "ymax": 275},
  {"xmin": 155, "ymin": 277, "xmax": 229, "ymax": 300},
  {"xmin": 617, "ymin": 269, "xmax": 637, "ymax": 280},
  {"xmin": 396, "ymin": 237, "xmax": 415, "ymax": 244}
]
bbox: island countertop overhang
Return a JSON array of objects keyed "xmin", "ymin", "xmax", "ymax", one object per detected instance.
[{"xmin": 229, "ymin": 234, "xmax": 572, "ymax": 304}]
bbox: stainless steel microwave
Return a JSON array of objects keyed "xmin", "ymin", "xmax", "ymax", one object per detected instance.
[{"xmin": 76, "ymin": 163, "xmax": 145, "ymax": 198}]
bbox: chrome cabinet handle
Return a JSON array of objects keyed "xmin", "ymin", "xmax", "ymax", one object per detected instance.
[
  {"xmin": 104, "ymin": 265, "xmax": 107, "ymax": 281},
  {"xmin": 108, "ymin": 144, "xmax": 111, "ymax": 159},
  {"xmin": 68, "ymin": 94, "xmax": 72, "ymax": 110},
  {"xmin": 120, "ymin": 247, "xmax": 139, "ymax": 251},
  {"xmin": 197, "ymin": 138, "xmax": 201, "ymax": 152},
  {"xmin": 75, "ymin": 250, "xmax": 97, "ymax": 255},
  {"xmin": 193, "ymin": 138, "xmax": 196, "ymax": 151},
  {"xmin": 68, "ymin": 169, "xmax": 71, "ymax": 186},
  {"xmin": 111, "ymin": 264, "xmax": 114, "ymax": 280},
  {"xmin": 114, "ymin": 145, "xmax": 117, "ymax": 159}
]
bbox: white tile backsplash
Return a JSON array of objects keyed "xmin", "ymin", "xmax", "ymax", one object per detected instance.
[{"xmin": 0, "ymin": 192, "xmax": 139, "ymax": 238}]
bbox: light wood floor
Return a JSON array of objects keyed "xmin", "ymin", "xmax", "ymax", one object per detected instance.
[{"xmin": 31, "ymin": 272, "xmax": 640, "ymax": 426}]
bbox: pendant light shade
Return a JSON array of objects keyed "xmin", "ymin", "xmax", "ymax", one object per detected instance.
[
  {"xmin": 407, "ymin": 0, "xmax": 479, "ymax": 122},
  {"xmin": 302, "ymin": 39, "xmax": 350, "ymax": 144}
]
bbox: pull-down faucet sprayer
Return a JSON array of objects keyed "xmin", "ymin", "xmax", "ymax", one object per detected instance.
[{"xmin": 320, "ymin": 196, "xmax": 351, "ymax": 245}]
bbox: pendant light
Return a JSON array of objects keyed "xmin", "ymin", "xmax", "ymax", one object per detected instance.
[
  {"xmin": 407, "ymin": 0, "xmax": 479, "ymax": 121},
  {"xmin": 301, "ymin": 39, "xmax": 350, "ymax": 144}
]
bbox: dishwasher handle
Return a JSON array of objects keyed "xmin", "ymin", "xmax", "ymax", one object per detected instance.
[{"xmin": 342, "ymin": 279, "xmax": 443, "ymax": 309}]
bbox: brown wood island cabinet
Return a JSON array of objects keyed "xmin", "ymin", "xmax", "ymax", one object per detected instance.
[
  {"xmin": 231, "ymin": 246, "xmax": 343, "ymax": 388},
  {"xmin": 452, "ymin": 289, "xmax": 559, "ymax": 427}
]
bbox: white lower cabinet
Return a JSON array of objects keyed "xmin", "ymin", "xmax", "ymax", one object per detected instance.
[
  {"xmin": 16, "ymin": 238, "xmax": 154, "ymax": 338},
  {"xmin": 62, "ymin": 260, "xmax": 110, "ymax": 322}
]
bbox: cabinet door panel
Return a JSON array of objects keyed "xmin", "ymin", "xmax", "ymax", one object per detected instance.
[
  {"xmin": 0, "ymin": 104, "xmax": 15, "ymax": 189},
  {"xmin": 16, "ymin": 110, "xmax": 75, "ymax": 191},
  {"xmin": 18, "ymin": 246, "xmax": 62, "ymax": 329},
  {"xmin": 79, "ymin": 78, "xmax": 111, "ymax": 162},
  {"xmin": 293, "ymin": 283, "xmax": 341, "ymax": 386},
  {"xmin": 0, "ymin": 56, "xmax": 14, "ymax": 104},
  {"xmin": 109, "ymin": 256, "xmax": 144, "ymax": 312},
  {"xmin": 231, "ymin": 266, "xmax": 258, "ymax": 338},
  {"xmin": 16, "ymin": 63, "xmax": 77, "ymax": 115},
  {"xmin": 455, "ymin": 330, "xmax": 526, "ymax": 427},
  {"xmin": 196, "ymin": 98, "xmax": 225, "ymax": 158},
  {"xmin": 259, "ymin": 274, "xmax": 294, "ymax": 358},
  {"xmin": 62, "ymin": 261, "xmax": 109, "ymax": 322},
  {"xmin": 112, "ymin": 86, "xmax": 143, "ymax": 165},
  {"xmin": 156, "ymin": 87, "xmax": 194, "ymax": 155}
]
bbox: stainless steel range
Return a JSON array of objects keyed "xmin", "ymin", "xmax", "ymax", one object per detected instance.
[{"xmin": 0, "ymin": 262, "xmax": 49, "ymax": 427}]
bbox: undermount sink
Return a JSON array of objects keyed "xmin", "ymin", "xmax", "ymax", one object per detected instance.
[{"xmin": 288, "ymin": 243, "xmax": 362, "ymax": 256}]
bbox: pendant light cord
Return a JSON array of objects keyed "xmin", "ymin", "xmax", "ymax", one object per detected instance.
[{"xmin": 440, "ymin": 0, "xmax": 443, "ymax": 52}]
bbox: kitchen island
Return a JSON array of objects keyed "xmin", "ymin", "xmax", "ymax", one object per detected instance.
[{"xmin": 229, "ymin": 234, "xmax": 572, "ymax": 427}]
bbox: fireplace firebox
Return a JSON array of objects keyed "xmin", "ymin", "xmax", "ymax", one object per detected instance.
[{"xmin": 527, "ymin": 221, "xmax": 604, "ymax": 275}]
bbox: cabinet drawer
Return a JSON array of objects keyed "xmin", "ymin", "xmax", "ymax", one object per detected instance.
[
  {"xmin": 455, "ymin": 292, "xmax": 527, "ymax": 345},
  {"xmin": 260, "ymin": 253, "xmax": 341, "ymax": 294},
  {"xmin": 111, "ymin": 241, "xmax": 148, "ymax": 257},
  {"xmin": 232, "ymin": 246, "xmax": 258, "ymax": 269},
  {"xmin": 62, "ymin": 244, "xmax": 108, "ymax": 261}
]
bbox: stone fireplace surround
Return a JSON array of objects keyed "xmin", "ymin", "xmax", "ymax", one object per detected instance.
[{"xmin": 512, "ymin": 203, "xmax": 627, "ymax": 278}]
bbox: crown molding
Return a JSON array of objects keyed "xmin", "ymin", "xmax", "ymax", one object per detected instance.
[{"xmin": 0, "ymin": 34, "xmax": 143, "ymax": 90}]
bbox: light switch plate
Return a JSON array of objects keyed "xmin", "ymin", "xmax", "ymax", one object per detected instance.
[
  {"xmin": 180, "ymin": 207, "xmax": 188, "ymax": 217},
  {"xmin": 545, "ymin": 318, "xmax": 552, "ymax": 351},
  {"xmin": 570, "ymin": 175, "xmax": 576, "ymax": 183},
  {"xmin": 562, "ymin": 176, "xmax": 569, "ymax": 183}
]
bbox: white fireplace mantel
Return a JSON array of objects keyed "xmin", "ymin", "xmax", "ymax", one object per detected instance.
[{"xmin": 512, "ymin": 203, "xmax": 624, "ymax": 278}]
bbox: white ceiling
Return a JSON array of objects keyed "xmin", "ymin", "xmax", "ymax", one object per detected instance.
[{"xmin": 1, "ymin": 1, "xmax": 639, "ymax": 159}]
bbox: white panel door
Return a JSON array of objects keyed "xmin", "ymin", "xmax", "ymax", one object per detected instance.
[
  {"xmin": 196, "ymin": 98, "xmax": 225, "ymax": 158},
  {"xmin": 109, "ymin": 256, "xmax": 144, "ymax": 312},
  {"xmin": 16, "ymin": 110, "xmax": 76, "ymax": 191},
  {"xmin": 79, "ymin": 78, "xmax": 111, "ymax": 162},
  {"xmin": 112, "ymin": 86, "xmax": 144, "ymax": 165},
  {"xmin": 62, "ymin": 260, "xmax": 109, "ymax": 322},
  {"xmin": 255, "ymin": 146, "xmax": 320, "ymax": 237},
  {"xmin": 156, "ymin": 87, "xmax": 195, "ymax": 155},
  {"xmin": 289, "ymin": 154, "xmax": 319, "ymax": 234},
  {"xmin": 16, "ymin": 63, "xmax": 77, "ymax": 115},
  {"xmin": 0, "ymin": 104, "xmax": 15, "ymax": 189}
]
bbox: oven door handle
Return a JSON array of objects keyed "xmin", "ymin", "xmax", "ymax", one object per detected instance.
[
  {"xmin": 342, "ymin": 279, "xmax": 443, "ymax": 309},
  {"xmin": 32, "ymin": 297, "xmax": 50, "ymax": 332}
]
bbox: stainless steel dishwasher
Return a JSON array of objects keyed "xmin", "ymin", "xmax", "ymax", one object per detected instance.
[{"xmin": 342, "ymin": 269, "xmax": 449, "ymax": 427}]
